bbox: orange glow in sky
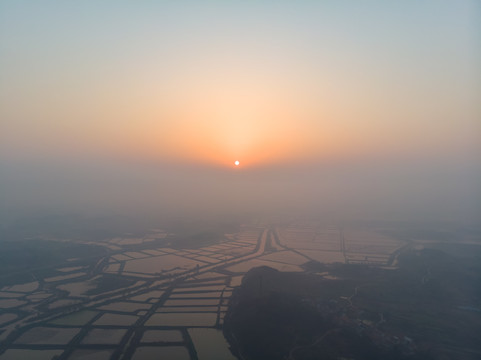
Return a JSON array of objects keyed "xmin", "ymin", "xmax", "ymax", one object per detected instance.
[{"xmin": 0, "ymin": 1, "xmax": 478, "ymax": 169}]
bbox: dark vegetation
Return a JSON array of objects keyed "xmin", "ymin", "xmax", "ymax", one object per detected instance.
[
  {"xmin": 226, "ymin": 290, "xmax": 329, "ymax": 359},
  {"xmin": 0, "ymin": 239, "xmax": 106, "ymax": 287},
  {"xmin": 225, "ymin": 249, "xmax": 481, "ymax": 360}
]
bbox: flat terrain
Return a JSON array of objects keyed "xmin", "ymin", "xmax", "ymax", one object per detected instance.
[{"xmin": 0, "ymin": 220, "xmax": 479, "ymax": 359}]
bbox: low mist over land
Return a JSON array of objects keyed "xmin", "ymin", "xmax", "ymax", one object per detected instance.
[{"xmin": 1, "ymin": 155, "xmax": 480, "ymax": 228}]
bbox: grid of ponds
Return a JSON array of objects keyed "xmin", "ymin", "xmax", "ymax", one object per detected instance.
[{"xmin": 0, "ymin": 223, "xmax": 410, "ymax": 359}]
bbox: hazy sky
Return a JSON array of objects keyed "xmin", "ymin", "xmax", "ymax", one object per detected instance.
[{"xmin": 1, "ymin": 1, "xmax": 480, "ymax": 224}]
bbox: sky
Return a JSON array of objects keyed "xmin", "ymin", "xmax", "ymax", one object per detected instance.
[{"xmin": 1, "ymin": 1, "xmax": 480, "ymax": 224}]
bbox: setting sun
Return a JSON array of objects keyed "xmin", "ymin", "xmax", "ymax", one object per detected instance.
[{"xmin": 235, "ymin": 160, "xmax": 240, "ymax": 166}]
